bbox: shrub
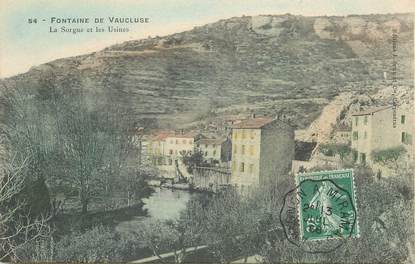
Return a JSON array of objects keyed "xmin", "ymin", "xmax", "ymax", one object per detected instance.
[{"xmin": 17, "ymin": 225, "xmax": 146, "ymax": 262}]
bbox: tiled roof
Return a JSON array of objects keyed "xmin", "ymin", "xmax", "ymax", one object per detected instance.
[
  {"xmin": 168, "ymin": 131, "xmax": 200, "ymax": 139},
  {"xmin": 232, "ymin": 117, "xmax": 274, "ymax": 129},
  {"xmin": 351, "ymin": 106, "xmax": 392, "ymax": 116},
  {"xmin": 150, "ymin": 131, "xmax": 173, "ymax": 141},
  {"xmin": 197, "ymin": 138, "xmax": 227, "ymax": 145}
]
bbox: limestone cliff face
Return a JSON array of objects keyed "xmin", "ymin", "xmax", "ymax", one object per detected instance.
[{"xmin": 0, "ymin": 13, "xmax": 413, "ymax": 131}]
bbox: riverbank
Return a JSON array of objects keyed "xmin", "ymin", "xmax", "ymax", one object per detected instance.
[
  {"xmin": 148, "ymin": 180, "xmax": 220, "ymax": 194},
  {"xmin": 53, "ymin": 202, "xmax": 147, "ymax": 237}
]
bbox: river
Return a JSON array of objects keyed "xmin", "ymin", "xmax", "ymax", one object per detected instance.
[{"xmin": 115, "ymin": 187, "xmax": 196, "ymax": 233}]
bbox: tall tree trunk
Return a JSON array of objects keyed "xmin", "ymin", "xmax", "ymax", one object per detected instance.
[{"xmin": 82, "ymin": 200, "xmax": 88, "ymax": 214}]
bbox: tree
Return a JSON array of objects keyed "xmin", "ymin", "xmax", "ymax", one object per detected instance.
[
  {"xmin": 319, "ymin": 143, "xmax": 351, "ymax": 162},
  {"xmin": 372, "ymin": 146, "xmax": 407, "ymax": 170},
  {"xmin": 0, "ymin": 151, "xmax": 52, "ymax": 261},
  {"xmin": 4, "ymin": 77, "xmax": 147, "ymax": 215},
  {"xmin": 135, "ymin": 220, "xmax": 182, "ymax": 264},
  {"xmin": 118, "ymin": 166, "xmax": 155, "ymax": 207},
  {"xmin": 181, "ymin": 150, "xmax": 204, "ymax": 173},
  {"xmin": 135, "ymin": 196, "xmax": 208, "ymax": 264}
]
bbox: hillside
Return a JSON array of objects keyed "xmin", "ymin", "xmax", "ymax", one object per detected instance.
[{"xmin": 1, "ymin": 13, "xmax": 413, "ymax": 129}]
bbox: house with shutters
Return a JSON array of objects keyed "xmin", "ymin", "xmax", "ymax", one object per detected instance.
[
  {"xmin": 230, "ymin": 117, "xmax": 294, "ymax": 190},
  {"xmin": 351, "ymin": 105, "xmax": 413, "ymax": 166}
]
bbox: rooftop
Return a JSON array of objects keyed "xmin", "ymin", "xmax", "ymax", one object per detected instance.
[
  {"xmin": 150, "ymin": 131, "xmax": 173, "ymax": 141},
  {"xmin": 168, "ymin": 131, "xmax": 201, "ymax": 139},
  {"xmin": 197, "ymin": 138, "xmax": 227, "ymax": 145},
  {"xmin": 232, "ymin": 117, "xmax": 274, "ymax": 129},
  {"xmin": 351, "ymin": 105, "xmax": 392, "ymax": 116}
]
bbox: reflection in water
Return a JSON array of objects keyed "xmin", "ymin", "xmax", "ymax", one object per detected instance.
[{"xmin": 116, "ymin": 187, "xmax": 195, "ymax": 233}]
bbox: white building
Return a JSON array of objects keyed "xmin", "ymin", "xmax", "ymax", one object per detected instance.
[
  {"xmin": 230, "ymin": 117, "xmax": 294, "ymax": 189},
  {"xmin": 196, "ymin": 137, "xmax": 231, "ymax": 164},
  {"xmin": 351, "ymin": 105, "xmax": 413, "ymax": 166}
]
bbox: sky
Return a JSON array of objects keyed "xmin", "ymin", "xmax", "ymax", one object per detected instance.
[{"xmin": 0, "ymin": 0, "xmax": 413, "ymax": 78}]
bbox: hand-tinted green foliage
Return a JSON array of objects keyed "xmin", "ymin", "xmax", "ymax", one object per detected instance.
[
  {"xmin": 372, "ymin": 146, "xmax": 407, "ymax": 168},
  {"xmin": 319, "ymin": 143, "xmax": 351, "ymax": 160}
]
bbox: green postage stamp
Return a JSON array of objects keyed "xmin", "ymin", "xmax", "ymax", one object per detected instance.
[{"xmin": 296, "ymin": 169, "xmax": 359, "ymax": 241}]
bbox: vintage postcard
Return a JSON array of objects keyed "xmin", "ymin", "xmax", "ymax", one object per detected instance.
[{"xmin": 0, "ymin": 0, "xmax": 414, "ymax": 263}]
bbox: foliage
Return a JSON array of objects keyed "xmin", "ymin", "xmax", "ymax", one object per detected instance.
[
  {"xmin": 319, "ymin": 143, "xmax": 351, "ymax": 161},
  {"xmin": 135, "ymin": 188, "xmax": 283, "ymax": 264},
  {"xmin": 19, "ymin": 176, "xmax": 51, "ymax": 218},
  {"xmin": 17, "ymin": 225, "xmax": 147, "ymax": 262},
  {"xmin": 135, "ymin": 196, "xmax": 210, "ymax": 264},
  {"xmin": 372, "ymin": 146, "xmax": 407, "ymax": 169},
  {"xmin": 181, "ymin": 150, "xmax": 205, "ymax": 173},
  {"xmin": 5, "ymin": 78, "xmax": 151, "ymax": 214},
  {"xmin": 117, "ymin": 167, "xmax": 155, "ymax": 207},
  {"xmin": 135, "ymin": 220, "xmax": 183, "ymax": 263},
  {"xmin": 260, "ymin": 166, "xmax": 414, "ymax": 263}
]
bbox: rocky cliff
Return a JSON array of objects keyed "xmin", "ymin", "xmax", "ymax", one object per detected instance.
[{"xmin": 1, "ymin": 13, "xmax": 413, "ymax": 129}]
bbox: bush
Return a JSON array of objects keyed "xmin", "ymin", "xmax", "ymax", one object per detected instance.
[{"xmin": 17, "ymin": 225, "xmax": 147, "ymax": 262}]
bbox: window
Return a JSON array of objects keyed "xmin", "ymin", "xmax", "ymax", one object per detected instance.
[
  {"xmin": 234, "ymin": 145, "xmax": 237, "ymax": 154},
  {"xmin": 204, "ymin": 151, "xmax": 208, "ymax": 156},
  {"xmin": 401, "ymin": 115, "xmax": 406, "ymax": 124},
  {"xmin": 250, "ymin": 130, "xmax": 255, "ymax": 139},
  {"xmin": 352, "ymin": 150, "xmax": 358, "ymax": 162},
  {"xmin": 364, "ymin": 131, "xmax": 367, "ymax": 139},
  {"xmin": 240, "ymin": 162, "xmax": 245, "ymax": 172},
  {"xmin": 248, "ymin": 164, "xmax": 254, "ymax": 173},
  {"xmin": 213, "ymin": 150, "xmax": 217, "ymax": 156},
  {"xmin": 352, "ymin": 131, "xmax": 358, "ymax": 140},
  {"xmin": 360, "ymin": 153, "xmax": 366, "ymax": 164},
  {"xmin": 364, "ymin": 116, "xmax": 368, "ymax": 125},
  {"xmin": 169, "ymin": 149, "xmax": 173, "ymax": 155},
  {"xmin": 354, "ymin": 116, "xmax": 358, "ymax": 126},
  {"xmin": 402, "ymin": 132, "xmax": 405, "ymax": 143},
  {"xmin": 205, "ymin": 144, "xmax": 208, "ymax": 148},
  {"xmin": 241, "ymin": 145, "xmax": 246, "ymax": 155},
  {"xmin": 175, "ymin": 140, "xmax": 178, "ymax": 144}
]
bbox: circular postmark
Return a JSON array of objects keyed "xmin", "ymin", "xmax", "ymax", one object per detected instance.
[{"xmin": 279, "ymin": 178, "xmax": 357, "ymax": 253}]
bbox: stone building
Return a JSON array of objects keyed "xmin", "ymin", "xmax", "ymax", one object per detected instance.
[
  {"xmin": 165, "ymin": 131, "xmax": 203, "ymax": 159},
  {"xmin": 196, "ymin": 137, "xmax": 232, "ymax": 164},
  {"xmin": 147, "ymin": 130, "xmax": 172, "ymax": 165},
  {"xmin": 230, "ymin": 117, "xmax": 294, "ymax": 189},
  {"xmin": 146, "ymin": 130, "xmax": 204, "ymax": 179},
  {"xmin": 351, "ymin": 105, "xmax": 413, "ymax": 165},
  {"xmin": 330, "ymin": 124, "xmax": 352, "ymax": 145}
]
